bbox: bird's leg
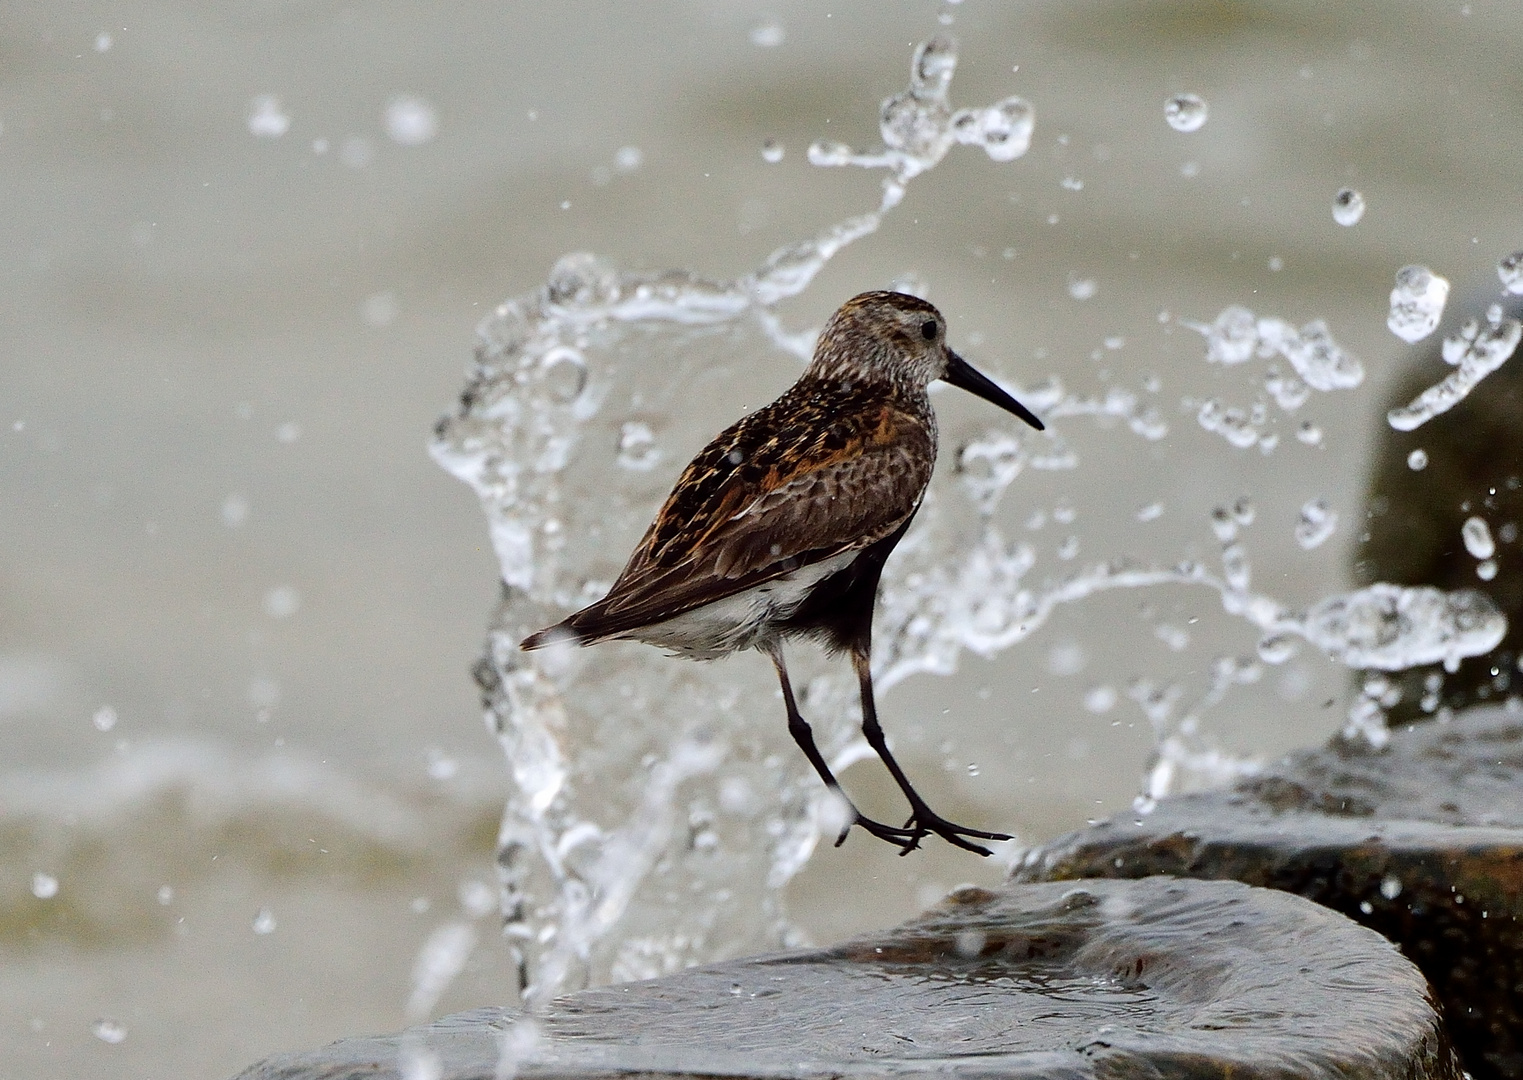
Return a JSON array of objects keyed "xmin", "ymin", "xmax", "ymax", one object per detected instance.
[
  {"xmin": 850, "ymin": 644, "xmax": 1011, "ymax": 857},
  {"xmin": 762, "ymin": 641, "xmax": 919, "ymax": 851}
]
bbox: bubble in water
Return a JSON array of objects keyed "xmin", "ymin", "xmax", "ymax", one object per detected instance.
[
  {"xmin": 1407, "ymin": 448, "xmax": 1428, "ymax": 470},
  {"xmin": 1067, "ymin": 276, "xmax": 1097, "ymax": 300},
  {"xmin": 1499, "ymin": 251, "xmax": 1523, "ymax": 295},
  {"xmin": 31, "ymin": 872, "xmax": 58, "ymax": 899},
  {"xmin": 1295, "ymin": 499, "xmax": 1338, "ymax": 550},
  {"xmin": 1478, "ymin": 559, "xmax": 1498, "ymax": 581},
  {"xmin": 91, "ymin": 1018, "xmax": 127, "ymax": 1045},
  {"xmin": 92, "ymin": 705, "xmax": 118, "ymax": 732},
  {"xmin": 1083, "ymin": 685, "xmax": 1117, "ymax": 713},
  {"xmin": 1387, "ymin": 265, "xmax": 1450, "ymax": 343},
  {"xmin": 1380, "ymin": 875, "xmax": 1403, "ymax": 900},
  {"xmin": 247, "ymin": 95, "xmax": 290, "ymax": 139},
  {"xmin": 384, "ymin": 95, "xmax": 438, "ymax": 146},
  {"xmin": 749, "ymin": 21, "xmax": 785, "ymax": 47},
  {"xmin": 1462, "ymin": 516, "xmax": 1495, "ymax": 560},
  {"xmin": 761, "ymin": 139, "xmax": 784, "ymax": 164},
  {"xmin": 1163, "ymin": 93, "xmax": 1208, "ymax": 133},
  {"xmin": 252, "ymin": 907, "xmax": 277, "ymax": 934},
  {"xmin": 263, "ymin": 585, "xmax": 302, "ymax": 619},
  {"xmin": 1332, "ymin": 188, "xmax": 1365, "ymax": 226}
]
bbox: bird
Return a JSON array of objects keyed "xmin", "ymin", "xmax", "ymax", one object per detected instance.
[{"xmin": 521, "ymin": 291, "xmax": 1044, "ymax": 855}]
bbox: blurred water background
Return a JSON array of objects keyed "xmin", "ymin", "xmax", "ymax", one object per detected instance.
[{"xmin": 3, "ymin": 1, "xmax": 1522, "ymax": 1076}]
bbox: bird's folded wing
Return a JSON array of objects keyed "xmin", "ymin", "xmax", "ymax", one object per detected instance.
[{"xmin": 563, "ymin": 439, "xmax": 928, "ymax": 640}]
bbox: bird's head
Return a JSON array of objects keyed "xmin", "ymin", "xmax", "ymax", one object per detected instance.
[{"xmin": 809, "ymin": 291, "xmax": 1044, "ymax": 430}]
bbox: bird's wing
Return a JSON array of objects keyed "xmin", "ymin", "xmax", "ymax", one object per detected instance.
[{"xmin": 554, "ymin": 392, "xmax": 933, "ymax": 642}]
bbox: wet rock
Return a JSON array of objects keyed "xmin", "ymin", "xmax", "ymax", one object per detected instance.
[
  {"xmin": 1015, "ymin": 704, "xmax": 1523, "ymax": 1080},
  {"xmin": 235, "ymin": 876, "xmax": 1457, "ymax": 1080}
]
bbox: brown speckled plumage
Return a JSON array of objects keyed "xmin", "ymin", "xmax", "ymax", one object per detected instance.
[{"xmin": 523, "ymin": 292, "xmax": 1043, "ymax": 855}]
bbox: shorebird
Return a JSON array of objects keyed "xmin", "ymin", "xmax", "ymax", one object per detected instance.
[{"xmin": 522, "ymin": 291, "xmax": 1044, "ymax": 855}]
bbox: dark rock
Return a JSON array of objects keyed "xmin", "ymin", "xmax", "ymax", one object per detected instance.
[
  {"xmin": 1015, "ymin": 704, "xmax": 1523, "ymax": 1079},
  {"xmin": 235, "ymin": 876, "xmax": 1458, "ymax": 1080}
]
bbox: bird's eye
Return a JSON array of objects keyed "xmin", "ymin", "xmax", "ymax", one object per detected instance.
[{"xmin": 921, "ymin": 320, "xmax": 938, "ymax": 340}]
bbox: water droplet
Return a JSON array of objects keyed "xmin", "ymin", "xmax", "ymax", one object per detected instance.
[
  {"xmin": 1387, "ymin": 265, "xmax": 1450, "ymax": 343},
  {"xmin": 1083, "ymin": 685, "xmax": 1117, "ymax": 713},
  {"xmin": 1498, "ymin": 251, "xmax": 1523, "ymax": 295},
  {"xmin": 1359, "ymin": 900, "xmax": 1373, "ymax": 914},
  {"xmin": 1463, "ymin": 516, "xmax": 1496, "ymax": 559},
  {"xmin": 1067, "ymin": 276, "xmax": 1097, "ymax": 300},
  {"xmin": 1135, "ymin": 502, "xmax": 1164, "ymax": 522},
  {"xmin": 1387, "ymin": 310, "xmax": 1521, "ymax": 430},
  {"xmin": 616, "ymin": 420, "xmax": 661, "ymax": 471},
  {"xmin": 1060, "ymin": 176, "xmax": 1083, "ymax": 191},
  {"xmin": 93, "ymin": 705, "xmax": 118, "ymax": 732},
  {"xmin": 1380, "ymin": 875, "xmax": 1403, "ymax": 900},
  {"xmin": 362, "ymin": 291, "xmax": 398, "ymax": 328},
  {"xmin": 1296, "ymin": 422, "xmax": 1322, "ymax": 446},
  {"xmin": 1164, "ymin": 93, "xmax": 1208, "ymax": 133},
  {"xmin": 1057, "ymin": 535, "xmax": 1080, "ymax": 560},
  {"xmin": 339, "ymin": 135, "xmax": 375, "ymax": 169},
  {"xmin": 248, "ymin": 95, "xmax": 290, "ymax": 139},
  {"xmin": 966, "ymin": 762, "xmax": 980, "ymax": 776},
  {"xmin": 252, "ymin": 907, "xmax": 277, "ymax": 934},
  {"xmin": 1332, "ymin": 188, "xmax": 1365, "ymax": 226},
  {"xmin": 614, "ymin": 146, "xmax": 644, "ymax": 173},
  {"xmin": 94, "ymin": 31, "xmax": 113, "ymax": 52},
  {"xmin": 276, "ymin": 421, "xmax": 301, "ymax": 443},
  {"xmin": 263, "ymin": 585, "xmax": 302, "ymax": 619},
  {"xmin": 1295, "ymin": 498, "xmax": 1338, "ymax": 550},
  {"xmin": 1256, "ymin": 634, "xmax": 1297, "ymax": 665},
  {"xmin": 384, "ymin": 95, "xmax": 438, "ymax": 146},
  {"xmin": 1179, "ymin": 160, "xmax": 1200, "ymax": 178},
  {"xmin": 806, "ymin": 140, "xmax": 854, "ymax": 167},
  {"xmin": 1477, "ymin": 559, "xmax": 1498, "ymax": 581},
  {"xmin": 749, "ymin": 21, "xmax": 785, "ymax": 47},
  {"xmin": 157, "ymin": 885, "xmax": 174, "ymax": 905},
  {"xmin": 761, "ymin": 139, "xmax": 784, "ymax": 164},
  {"xmin": 91, "ymin": 1018, "xmax": 127, "ymax": 1044},
  {"xmin": 221, "ymin": 493, "xmax": 250, "ymax": 528},
  {"xmin": 1046, "ymin": 640, "xmax": 1086, "ymax": 676},
  {"xmin": 31, "ymin": 872, "xmax": 58, "ymax": 899},
  {"xmin": 1407, "ymin": 448, "xmax": 1428, "ymax": 470}
]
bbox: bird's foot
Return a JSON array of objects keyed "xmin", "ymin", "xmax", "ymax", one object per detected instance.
[
  {"xmin": 845, "ymin": 812, "xmax": 927, "ymax": 854},
  {"xmin": 898, "ymin": 804, "xmax": 1010, "ymax": 857}
]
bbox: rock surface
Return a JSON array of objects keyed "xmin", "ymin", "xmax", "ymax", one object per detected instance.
[
  {"xmin": 236, "ymin": 876, "xmax": 1458, "ymax": 1080},
  {"xmin": 1015, "ymin": 704, "xmax": 1523, "ymax": 1080}
]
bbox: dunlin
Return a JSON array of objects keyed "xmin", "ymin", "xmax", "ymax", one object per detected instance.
[{"xmin": 523, "ymin": 291, "xmax": 1044, "ymax": 854}]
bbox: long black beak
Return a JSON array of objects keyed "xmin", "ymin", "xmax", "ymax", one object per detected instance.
[{"xmin": 942, "ymin": 351, "xmax": 1044, "ymax": 431}]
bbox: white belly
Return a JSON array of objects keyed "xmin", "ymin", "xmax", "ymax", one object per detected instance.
[{"xmin": 623, "ymin": 550, "xmax": 859, "ymax": 660}]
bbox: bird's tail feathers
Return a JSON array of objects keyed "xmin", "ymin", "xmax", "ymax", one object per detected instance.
[{"xmin": 519, "ymin": 621, "xmax": 588, "ymax": 651}]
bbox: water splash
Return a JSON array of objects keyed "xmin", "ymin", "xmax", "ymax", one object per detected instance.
[
  {"xmin": 1386, "ymin": 305, "xmax": 1522, "ymax": 430},
  {"xmin": 807, "ymin": 35, "xmax": 1034, "ymax": 210},
  {"xmin": 1386, "ymin": 264, "xmax": 1450, "ymax": 343},
  {"xmin": 430, "ymin": 33, "xmax": 1512, "ymax": 1009}
]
